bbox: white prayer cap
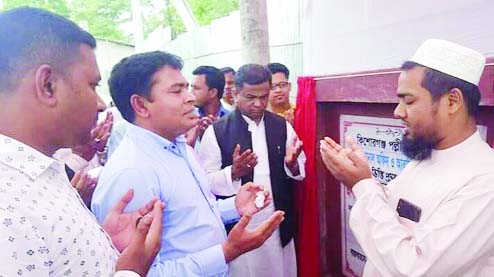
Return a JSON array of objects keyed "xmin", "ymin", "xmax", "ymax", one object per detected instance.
[{"xmin": 410, "ymin": 39, "xmax": 485, "ymax": 85}]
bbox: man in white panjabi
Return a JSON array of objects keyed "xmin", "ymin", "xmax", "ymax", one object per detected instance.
[
  {"xmin": 320, "ymin": 39, "xmax": 494, "ymax": 276},
  {"xmin": 199, "ymin": 64, "xmax": 306, "ymax": 276}
]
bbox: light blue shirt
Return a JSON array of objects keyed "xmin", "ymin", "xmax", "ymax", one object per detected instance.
[
  {"xmin": 107, "ymin": 119, "xmax": 128, "ymax": 158},
  {"xmin": 91, "ymin": 123, "xmax": 240, "ymax": 276}
]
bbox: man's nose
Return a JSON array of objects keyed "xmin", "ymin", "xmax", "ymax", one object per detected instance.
[
  {"xmin": 185, "ymin": 89, "xmax": 196, "ymax": 103},
  {"xmin": 393, "ymin": 102, "xmax": 405, "ymax": 119}
]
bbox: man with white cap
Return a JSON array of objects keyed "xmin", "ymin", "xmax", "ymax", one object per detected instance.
[{"xmin": 320, "ymin": 39, "xmax": 494, "ymax": 276}]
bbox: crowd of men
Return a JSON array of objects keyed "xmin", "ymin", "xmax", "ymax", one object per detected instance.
[{"xmin": 1, "ymin": 6, "xmax": 494, "ymax": 277}]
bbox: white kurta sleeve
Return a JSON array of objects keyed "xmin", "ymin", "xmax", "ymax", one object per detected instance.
[
  {"xmin": 198, "ymin": 126, "xmax": 240, "ymax": 196},
  {"xmin": 350, "ymin": 175, "xmax": 494, "ymax": 276},
  {"xmin": 114, "ymin": 270, "xmax": 140, "ymax": 277},
  {"xmin": 284, "ymin": 122, "xmax": 306, "ymax": 180}
]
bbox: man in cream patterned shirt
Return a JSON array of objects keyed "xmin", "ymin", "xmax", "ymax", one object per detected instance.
[
  {"xmin": 0, "ymin": 7, "xmax": 163, "ymax": 276},
  {"xmin": 0, "ymin": 136, "xmax": 120, "ymax": 275}
]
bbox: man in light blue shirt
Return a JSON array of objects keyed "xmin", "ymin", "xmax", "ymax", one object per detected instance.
[{"xmin": 91, "ymin": 51, "xmax": 284, "ymax": 276}]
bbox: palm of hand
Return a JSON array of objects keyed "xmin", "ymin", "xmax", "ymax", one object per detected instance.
[
  {"xmin": 235, "ymin": 190, "xmax": 257, "ymax": 216},
  {"xmin": 320, "ymin": 137, "xmax": 371, "ymax": 187},
  {"xmin": 103, "ymin": 210, "xmax": 144, "ymax": 252},
  {"xmin": 285, "ymin": 137, "xmax": 303, "ymax": 166},
  {"xmin": 285, "ymin": 145, "xmax": 298, "ymax": 164}
]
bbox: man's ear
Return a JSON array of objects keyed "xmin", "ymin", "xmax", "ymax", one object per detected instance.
[
  {"xmin": 447, "ymin": 88, "xmax": 464, "ymax": 115},
  {"xmin": 209, "ymin": 88, "xmax": 218, "ymax": 99},
  {"xmin": 34, "ymin": 65, "xmax": 57, "ymax": 107},
  {"xmin": 130, "ymin": 94, "xmax": 151, "ymax": 119}
]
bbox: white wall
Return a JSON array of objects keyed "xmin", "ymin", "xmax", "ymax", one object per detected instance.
[
  {"xmin": 94, "ymin": 40, "xmax": 135, "ymax": 104},
  {"xmin": 158, "ymin": 0, "xmax": 304, "ymax": 102},
  {"xmin": 303, "ymin": 0, "xmax": 494, "ymax": 76}
]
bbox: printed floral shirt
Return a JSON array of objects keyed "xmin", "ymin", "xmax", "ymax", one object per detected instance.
[{"xmin": 0, "ymin": 134, "xmax": 120, "ymax": 276}]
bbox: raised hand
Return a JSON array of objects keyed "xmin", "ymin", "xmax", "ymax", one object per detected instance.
[
  {"xmin": 116, "ymin": 200, "xmax": 165, "ymax": 276},
  {"xmin": 284, "ymin": 136, "xmax": 304, "ymax": 175},
  {"xmin": 102, "ymin": 189, "xmax": 160, "ymax": 252},
  {"xmin": 198, "ymin": 115, "xmax": 216, "ymax": 133},
  {"xmin": 222, "ymin": 210, "xmax": 284, "ymax": 263},
  {"xmin": 91, "ymin": 111, "xmax": 114, "ymax": 151},
  {"xmin": 70, "ymin": 169, "xmax": 97, "ymax": 208},
  {"xmin": 234, "ymin": 182, "xmax": 271, "ymax": 216},
  {"xmin": 72, "ymin": 111, "xmax": 114, "ymax": 161},
  {"xmin": 319, "ymin": 136, "xmax": 371, "ymax": 188},
  {"xmin": 231, "ymin": 144, "xmax": 258, "ymax": 180},
  {"xmin": 185, "ymin": 114, "xmax": 216, "ymax": 146}
]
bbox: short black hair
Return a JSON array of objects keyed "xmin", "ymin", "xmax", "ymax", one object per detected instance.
[
  {"xmin": 401, "ymin": 61, "xmax": 481, "ymax": 116},
  {"xmin": 220, "ymin": 67, "xmax": 236, "ymax": 75},
  {"xmin": 235, "ymin": 64, "xmax": 271, "ymax": 90},
  {"xmin": 109, "ymin": 51, "xmax": 183, "ymax": 122},
  {"xmin": 0, "ymin": 7, "xmax": 96, "ymax": 91},
  {"xmin": 267, "ymin": 63, "xmax": 289, "ymax": 79},
  {"xmin": 193, "ymin": 66, "xmax": 225, "ymax": 99}
]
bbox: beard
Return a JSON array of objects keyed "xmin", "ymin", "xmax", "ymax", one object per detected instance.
[{"xmin": 401, "ymin": 135, "xmax": 437, "ymax": 161}]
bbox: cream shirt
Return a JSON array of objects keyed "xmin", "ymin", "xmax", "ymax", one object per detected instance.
[
  {"xmin": 0, "ymin": 134, "xmax": 137, "ymax": 277},
  {"xmin": 350, "ymin": 132, "xmax": 494, "ymax": 276}
]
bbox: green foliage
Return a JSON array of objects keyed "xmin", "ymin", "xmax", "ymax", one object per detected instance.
[
  {"xmin": 70, "ymin": 0, "xmax": 131, "ymax": 42},
  {"xmin": 1, "ymin": 0, "xmax": 238, "ymax": 43},
  {"xmin": 141, "ymin": 0, "xmax": 238, "ymax": 40},
  {"xmin": 3, "ymin": 0, "xmax": 70, "ymax": 16},
  {"xmin": 2, "ymin": 0, "xmax": 130, "ymax": 42},
  {"xmin": 141, "ymin": 0, "xmax": 185, "ymax": 40},
  {"xmin": 188, "ymin": 0, "xmax": 238, "ymax": 25}
]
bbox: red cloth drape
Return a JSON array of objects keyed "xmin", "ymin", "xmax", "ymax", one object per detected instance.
[{"xmin": 294, "ymin": 76, "xmax": 320, "ymax": 277}]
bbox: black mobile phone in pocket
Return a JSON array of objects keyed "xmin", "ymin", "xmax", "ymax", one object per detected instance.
[{"xmin": 396, "ymin": 198, "xmax": 422, "ymax": 222}]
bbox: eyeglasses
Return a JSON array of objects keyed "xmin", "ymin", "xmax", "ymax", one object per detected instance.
[{"xmin": 271, "ymin": 82, "xmax": 289, "ymax": 90}]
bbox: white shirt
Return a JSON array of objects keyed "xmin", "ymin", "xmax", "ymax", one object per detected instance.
[
  {"xmin": 0, "ymin": 134, "xmax": 137, "ymax": 277},
  {"xmin": 199, "ymin": 115, "xmax": 306, "ymax": 196},
  {"xmin": 198, "ymin": 114, "xmax": 306, "ymax": 277},
  {"xmin": 220, "ymin": 99, "xmax": 235, "ymax": 112},
  {"xmin": 350, "ymin": 132, "xmax": 494, "ymax": 276}
]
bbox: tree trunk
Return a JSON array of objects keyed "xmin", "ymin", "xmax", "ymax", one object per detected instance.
[{"xmin": 239, "ymin": 0, "xmax": 270, "ymax": 65}]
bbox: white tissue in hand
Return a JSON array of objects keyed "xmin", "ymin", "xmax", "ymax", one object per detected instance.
[{"xmin": 255, "ymin": 191, "xmax": 265, "ymax": 209}]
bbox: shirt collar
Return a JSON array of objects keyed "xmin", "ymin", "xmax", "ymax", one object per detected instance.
[
  {"xmin": 125, "ymin": 123, "xmax": 187, "ymax": 156},
  {"xmin": 431, "ymin": 131, "xmax": 482, "ymax": 159},
  {"xmin": 241, "ymin": 113, "xmax": 265, "ymax": 126},
  {"xmin": 197, "ymin": 107, "xmax": 205, "ymax": 118},
  {"xmin": 197, "ymin": 104, "xmax": 230, "ymax": 118},
  {"xmin": 0, "ymin": 134, "xmax": 56, "ymax": 180},
  {"xmin": 218, "ymin": 104, "xmax": 229, "ymax": 117}
]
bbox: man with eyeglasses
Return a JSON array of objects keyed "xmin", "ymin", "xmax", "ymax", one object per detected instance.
[{"xmin": 267, "ymin": 63, "xmax": 295, "ymax": 124}]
